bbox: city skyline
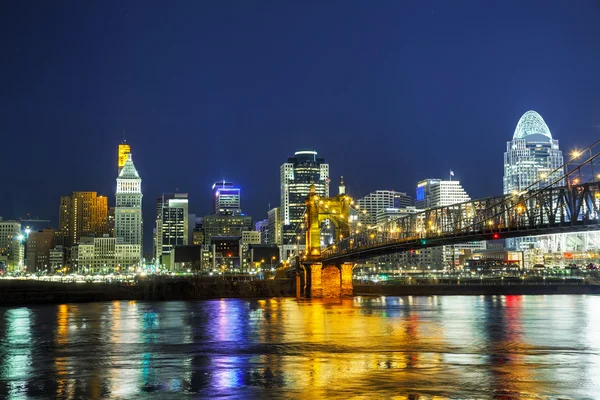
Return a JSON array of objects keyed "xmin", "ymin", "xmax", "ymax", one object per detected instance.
[{"xmin": 0, "ymin": 115, "xmax": 596, "ymax": 254}]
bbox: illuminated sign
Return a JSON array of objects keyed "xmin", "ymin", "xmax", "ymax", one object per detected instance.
[
  {"xmin": 416, "ymin": 187, "xmax": 425, "ymax": 201},
  {"xmin": 118, "ymin": 144, "xmax": 131, "ymax": 168},
  {"xmin": 216, "ymin": 189, "xmax": 240, "ymax": 197}
]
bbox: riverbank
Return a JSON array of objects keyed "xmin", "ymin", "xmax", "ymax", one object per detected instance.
[
  {"xmin": 2, "ymin": 279, "xmax": 600, "ymax": 305},
  {"xmin": 0, "ymin": 278, "xmax": 294, "ymax": 305},
  {"xmin": 354, "ymin": 283, "xmax": 600, "ymax": 296}
]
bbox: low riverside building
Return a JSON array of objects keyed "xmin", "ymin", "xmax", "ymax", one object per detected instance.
[
  {"xmin": 72, "ymin": 235, "xmax": 141, "ymax": 275},
  {"xmin": 240, "ymin": 231, "xmax": 261, "ymax": 272},
  {"xmin": 460, "ymin": 249, "xmax": 524, "ymax": 271},
  {"xmin": 170, "ymin": 244, "xmax": 216, "ymax": 272}
]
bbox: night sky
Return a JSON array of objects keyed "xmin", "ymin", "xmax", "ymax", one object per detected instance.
[{"xmin": 2, "ymin": 1, "xmax": 600, "ymax": 252}]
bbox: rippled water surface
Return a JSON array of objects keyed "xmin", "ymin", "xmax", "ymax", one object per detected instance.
[{"xmin": 1, "ymin": 295, "xmax": 600, "ymax": 399}]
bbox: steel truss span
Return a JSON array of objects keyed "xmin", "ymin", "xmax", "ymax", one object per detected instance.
[
  {"xmin": 317, "ymin": 138, "xmax": 600, "ymax": 264},
  {"xmin": 319, "ymin": 182, "xmax": 600, "ymax": 263}
]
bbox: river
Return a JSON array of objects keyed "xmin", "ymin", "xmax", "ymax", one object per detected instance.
[{"xmin": 0, "ymin": 295, "xmax": 599, "ymax": 399}]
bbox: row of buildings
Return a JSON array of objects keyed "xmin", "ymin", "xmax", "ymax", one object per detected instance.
[{"xmin": 0, "ymin": 142, "xmax": 144, "ymax": 274}]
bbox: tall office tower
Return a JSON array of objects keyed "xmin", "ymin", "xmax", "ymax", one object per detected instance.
[
  {"xmin": 414, "ymin": 179, "xmax": 470, "ymax": 209},
  {"xmin": 503, "ymin": 110, "xmax": 572, "ymax": 258},
  {"xmin": 155, "ymin": 193, "xmax": 189, "ymax": 263},
  {"xmin": 56, "ymin": 192, "xmax": 108, "ymax": 247},
  {"xmin": 0, "ymin": 218, "xmax": 23, "ymax": 271},
  {"xmin": 280, "ymin": 150, "xmax": 329, "ymax": 258},
  {"xmin": 212, "ymin": 181, "xmax": 241, "ymax": 215},
  {"xmin": 267, "ymin": 207, "xmax": 281, "ymax": 245},
  {"xmin": 413, "ymin": 178, "xmax": 485, "ymax": 268},
  {"xmin": 503, "ymin": 110, "xmax": 564, "ymax": 195},
  {"xmin": 118, "ymin": 142, "xmax": 131, "ymax": 175},
  {"xmin": 356, "ymin": 190, "xmax": 412, "ymax": 225},
  {"xmin": 26, "ymin": 228, "xmax": 55, "ymax": 272},
  {"xmin": 115, "ymin": 153, "xmax": 143, "ymax": 258},
  {"xmin": 503, "ymin": 111, "xmax": 565, "ymax": 253}
]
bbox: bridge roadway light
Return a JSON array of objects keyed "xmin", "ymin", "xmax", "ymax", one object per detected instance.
[{"xmin": 572, "ymin": 150, "xmax": 581, "ymax": 159}]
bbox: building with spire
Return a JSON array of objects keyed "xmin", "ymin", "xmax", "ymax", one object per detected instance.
[{"xmin": 115, "ymin": 153, "xmax": 143, "ymax": 259}]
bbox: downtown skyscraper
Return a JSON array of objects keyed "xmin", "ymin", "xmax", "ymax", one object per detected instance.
[
  {"xmin": 155, "ymin": 193, "xmax": 189, "ymax": 263},
  {"xmin": 115, "ymin": 153, "xmax": 143, "ymax": 258},
  {"xmin": 503, "ymin": 110, "xmax": 565, "ymax": 195},
  {"xmin": 56, "ymin": 192, "xmax": 108, "ymax": 248},
  {"xmin": 503, "ymin": 110, "xmax": 565, "ymax": 252},
  {"xmin": 280, "ymin": 150, "xmax": 329, "ymax": 259},
  {"xmin": 212, "ymin": 181, "xmax": 241, "ymax": 215}
]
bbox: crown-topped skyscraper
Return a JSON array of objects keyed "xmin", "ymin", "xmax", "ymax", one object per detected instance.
[
  {"xmin": 118, "ymin": 141, "xmax": 131, "ymax": 175},
  {"xmin": 115, "ymin": 153, "xmax": 143, "ymax": 258}
]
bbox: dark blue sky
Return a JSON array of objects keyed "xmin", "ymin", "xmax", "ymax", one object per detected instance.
[{"xmin": 1, "ymin": 1, "xmax": 600, "ymax": 246}]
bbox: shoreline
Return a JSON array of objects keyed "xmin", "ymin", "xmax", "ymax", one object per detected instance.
[
  {"xmin": 353, "ymin": 283, "xmax": 600, "ymax": 296},
  {"xmin": 0, "ymin": 279, "xmax": 598, "ymax": 306}
]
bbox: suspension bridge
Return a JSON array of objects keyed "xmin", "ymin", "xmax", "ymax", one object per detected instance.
[{"xmin": 293, "ymin": 139, "xmax": 600, "ymax": 298}]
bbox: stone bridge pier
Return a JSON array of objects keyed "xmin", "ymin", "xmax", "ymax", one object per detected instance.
[{"xmin": 297, "ymin": 262, "xmax": 353, "ymax": 298}]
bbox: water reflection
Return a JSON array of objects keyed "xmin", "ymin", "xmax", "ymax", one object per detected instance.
[
  {"xmin": 0, "ymin": 295, "xmax": 598, "ymax": 398},
  {"xmin": 0, "ymin": 308, "xmax": 32, "ymax": 399}
]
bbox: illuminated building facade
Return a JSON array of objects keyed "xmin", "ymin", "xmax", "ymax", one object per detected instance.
[
  {"xmin": 212, "ymin": 181, "xmax": 241, "ymax": 215},
  {"xmin": 118, "ymin": 142, "xmax": 131, "ymax": 175},
  {"xmin": 239, "ymin": 231, "xmax": 261, "ymax": 271},
  {"xmin": 255, "ymin": 219, "xmax": 269, "ymax": 243},
  {"xmin": 503, "ymin": 110, "xmax": 564, "ymax": 195},
  {"xmin": 115, "ymin": 153, "xmax": 143, "ymax": 259},
  {"xmin": 48, "ymin": 245, "xmax": 65, "ymax": 271},
  {"xmin": 0, "ymin": 218, "xmax": 24, "ymax": 272},
  {"xmin": 202, "ymin": 214, "xmax": 252, "ymax": 244},
  {"xmin": 74, "ymin": 236, "xmax": 141, "ymax": 274},
  {"xmin": 356, "ymin": 190, "xmax": 412, "ymax": 225},
  {"xmin": 107, "ymin": 207, "xmax": 115, "ymax": 237},
  {"xmin": 414, "ymin": 179, "xmax": 470, "ymax": 209},
  {"xmin": 26, "ymin": 228, "xmax": 55, "ymax": 272},
  {"xmin": 267, "ymin": 207, "xmax": 281, "ymax": 246},
  {"xmin": 280, "ymin": 150, "xmax": 329, "ymax": 258},
  {"xmin": 56, "ymin": 192, "xmax": 108, "ymax": 248},
  {"xmin": 155, "ymin": 193, "xmax": 189, "ymax": 264},
  {"xmin": 411, "ymin": 178, "xmax": 485, "ymax": 268},
  {"xmin": 503, "ymin": 110, "xmax": 565, "ymax": 252},
  {"xmin": 375, "ymin": 207, "xmax": 419, "ymax": 224}
]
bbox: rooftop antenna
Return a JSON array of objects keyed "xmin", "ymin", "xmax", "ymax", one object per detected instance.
[{"xmin": 122, "ymin": 129, "xmax": 126, "ymax": 143}]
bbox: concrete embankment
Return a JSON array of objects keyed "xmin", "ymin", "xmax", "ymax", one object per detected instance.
[
  {"xmin": 354, "ymin": 283, "xmax": 600, "ymax": 296},
  {"xmin": 0, "ymin": 278, "xmax": 294, "ymax": 305}
]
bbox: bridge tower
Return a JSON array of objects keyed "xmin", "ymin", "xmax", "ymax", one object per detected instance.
[{"xmin": 298, "ymin": 178, "xmax": 354, "ymax": 298}]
